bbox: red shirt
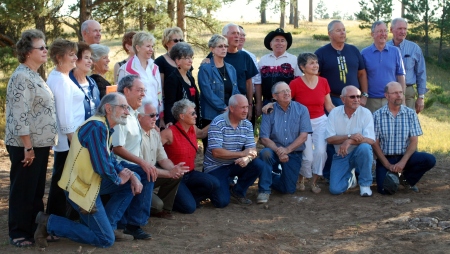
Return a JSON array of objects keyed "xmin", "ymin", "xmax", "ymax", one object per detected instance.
[
  {"xmin": 164, "ymin": 122, "xmax": 198, "ymax": 171},
  {"xmin": 289, "ymin": 76, "xmax": 330, "ymax": 119}
]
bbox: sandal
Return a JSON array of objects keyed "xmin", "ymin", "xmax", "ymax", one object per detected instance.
[
  {"xmin": 47, "ymin": 234, "xmax": 60, "ymax": 242},
  {"xmin": 10, "ymin": 237, "xmax": 34, "ymax": 248}
]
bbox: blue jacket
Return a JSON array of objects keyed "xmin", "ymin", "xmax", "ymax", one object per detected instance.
[
  {"xmin": 198, "ymin": 59, "xmax": 240, "ymax": 120},
  {"xmin": 69, "ymin": 70, "xmax": 101, "ymax": 120}
]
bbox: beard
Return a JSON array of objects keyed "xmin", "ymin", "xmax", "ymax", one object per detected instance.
[{"xmin": 111, "ymin": 108, "xmax": 128, "ymax": 125}]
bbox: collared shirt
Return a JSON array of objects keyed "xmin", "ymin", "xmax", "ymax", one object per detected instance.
[
  {"xmin": 260, "ymin": 101, "xmax": 312, "ymax": 151},
  {"xmin": 111, "ymin": 107, "xmax": 142, "ymax": 164},
  {"xmin": 387, "ymin": 39, "xmax": 427, "ymax": 95},
  {"xmin": 78, "ymin": 119, "xmax": 123, "ymax": 185},
  {"xmin": 255, "ymin": 51, "xmax": 302, "ymax": 101},
  {"xmin": 373, "ymin": 104, "xmax": 422, "ymax": 155},
  {"xmin": 140, "ymin": 128, "xmax": 168, "ymax": 165},
  {"xmin": 326, "ymin": 105, "xmax": 375, "ymax": 153},
  {"xmin": 361, "ymin": 44, "xmax": 405, "ymax": 98},
  {"xmin": 203, "ymin": 111, "xmax": 255, "ymax": 173}
]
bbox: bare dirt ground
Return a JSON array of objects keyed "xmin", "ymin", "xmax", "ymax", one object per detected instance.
[{"xmin": 0, "ymin": 143, "xmax": 449, "ymax": 253}]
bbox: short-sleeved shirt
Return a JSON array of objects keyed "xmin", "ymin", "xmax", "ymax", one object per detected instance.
[
  {"xmin": 255, "ymin": 51, "xmax": 302, "ymax": 101},
  {"xmin": 373, "ymin": 104, "xmax": 422, "ymax": 155},
  {"xmin": 361, "ymin": 44, "xmax": 405, "ymax": 98},
  {"xmin": 140, "ymin": 128, "xmax": 168, "ymax": 166},
  {"xmin": 203, "ymin": 111, "xmax": 255, "ymax": 173},
  {"xmin": 111, "ymin": 108, "xmax": 141, "ymax": 164},
  {"xmin": 260, "ymin": 101, "xmax": 312, "ymax": 152},
  {"xmin": 315, "ymin": 43, "xmax": 366, "ymax": 95},
  {"xmin": 326, "ymin": 105, "xmax": 375, "ymax": 153},
  {"xmin": 155, "ymin": 55, "xmax": 177, "ymax": 78},
  {"xmin": 289, "ymin": 76, "xmax": 330, "ymax": 119}
]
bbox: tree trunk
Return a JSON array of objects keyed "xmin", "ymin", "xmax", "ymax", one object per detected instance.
[
  {"xmin": 168, "ymin": 0, "xmax": 175, "ymax": 23},
  {"xmin": 139, "ymin": 4, "xmax": 144, "ymax": 30},
  {"xmin": 118, "ymin": 9, "xmax": 124, "ymax": 35},
  {"xmin": 294, "ymin": 0, "xmax": 299, "ymax": 28},
  {"xmin": 289, "ymin": 0, "xmax": 294, "ymax": 24},
  {"xmin": 424, "ymin": 1, "xmax": 429, "ymax": 57},
  {"xmin": 177, "ymin": 0, "xmax": 186, "ymax": 38},
  {"xmin": 260, "ymin": 0, "xmax": 267, "ymax": 24},
  {"xmin": 309, "ymin": 0, "xmax": 313, "ymax": 22},
  {"xmin": 401, "ymin": 1, "xmax": 405, "ymax": 17},
  {"xmin": 78, "ymin": 0, "xmax": 92, "ymax": 41},
  {"xmin": 437, "ymin": 2, "xmax": 447, "ymax": 64},
  {"xmin": 146, "ymin": 4, "xmax": 156, "ymax": 31},
  {"xmin": 35, "ymin": 13, "xmax": 46, "ymax": 79},
  {"xmin": 280, "ymin": 0, "xmax": 286, "ymax": 29}
]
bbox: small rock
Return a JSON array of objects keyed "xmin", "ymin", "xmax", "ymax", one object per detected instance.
[
  {"xmin": 262, "ymin": 233, "xmax": 276, "ymax": 240},
  {"xmin": 438, "ymin": 221, "xmax": 450, "ymax": 230},
  {"xmin": 393, "ymin": 198, "xmax": 411, "ymax": 205},
  {"xmin": 264, "ymin": 204, "xmax": 269, "ymax": 210}
]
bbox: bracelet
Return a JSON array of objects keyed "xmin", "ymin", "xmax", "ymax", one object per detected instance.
[{"xmin": 25, "ymin": 147, "xmax": 33, "ymax": 152}]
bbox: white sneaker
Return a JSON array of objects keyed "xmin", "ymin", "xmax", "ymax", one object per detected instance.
[
  {"xmin": 257, "ymin": 193, "xmax": 270, "ymax": 204},
  {"xmin": 348, "ymin": 168, "xmax": 357, "ymax": 189},
  {"xmin": 360, "ymin": 186, "xmax": 373, "ymax": 197}
]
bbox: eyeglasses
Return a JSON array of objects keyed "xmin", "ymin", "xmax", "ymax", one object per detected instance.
[
  {"xmin": 345, "ymin": 95, "xmax": 361, "ymax": 99},
  {"xmin": 144, "ymin": 113, "xmax": 159, "ymax": 118},
  {"xmin": 374, "ymin": 29, "xmax": 388, "ymax": 34},
  {"xmin": 187, "ymin": 111, "xmax": 197, "ymax": 116},
  {"xmin": 275, "ymin": 89, "xmax": 291, "ymax": 94},
  {"xmin": 215, "ymin": 44, "xmax": 229, "ymax": 49},
  {"xmin": 181, "ymin": 56, "xmax": 194, "ymax": 61},
  {"xmin": 172, "ymin": 39, "xmax": 184, "ymax": 43},
  {"xmin": 133, "ymin": 88, "xmax": 147, "ymax": 94},
  {"xmin": 33, "ymin": 46, "xmax": 48, "ymax": 51},
  {"xmin": 111, "ymin": 104, "xmax": 131, "ymax": 111}
]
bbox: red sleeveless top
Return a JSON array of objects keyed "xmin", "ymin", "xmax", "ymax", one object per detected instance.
[{"xmin": 164, "ymin": 122, "xmax": 198, "ymax": 171}]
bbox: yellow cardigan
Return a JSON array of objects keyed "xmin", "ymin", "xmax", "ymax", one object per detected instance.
[{"xmin": 58, "ymin": 115, "xmax": 111, "ymax": 213}]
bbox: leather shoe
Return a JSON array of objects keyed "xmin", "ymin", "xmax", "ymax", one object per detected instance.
[
  {"xmin": 153, "ymin": 210, "xmax": 174, "ymax": 220},
  {"xmin": 34, "ymin": 211, "xmax": 49, "ymax": 248}
]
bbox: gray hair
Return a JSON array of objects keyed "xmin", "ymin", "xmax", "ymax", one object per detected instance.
[
  {"xmin": 271, "ymin": 81, "xmax": 289, "ymax": 94},
  {"xmin": 391, "ymin": 17, "xmax": 407, "ymax": 28},
  {"xmin": 228, "ymin": 94, "xmax": 246, "ymax": 107},
  {"xmin": 81, "ymin": 20, "xmax": 99, "ymax": 33},
  {"xmin": 371, "ymin": 21, "xmax": 386, "ymax": 33},
  {"xmin": 328, "ymin": 20, "xmax": 343, "ymax": 32},
  {"xmin": 132, "ymin": 31, "xmax": 156, "ymax": 55},
  {"xmin": 90, "ymin": 44, "xmax": 110, "ymax": 63},
  {"xmin": 16, "ymin": 29, "xmax": 46, "ymax": 63},
  {"xmin": 297, "ymin": 52, "xmax": 318, "ymax": 73},
  {"xmin": 384, "ymin": 81, "xmax": 402, "ymax": 93},
  {"xmin": 118, "ymin": 75, "xmax": 140, "ymax": 93},
  {"xmin": 341, "ymin": 85, "xmax": 360, "ymax": 97},
  {"xmin": 222, "ymin": 23, "xmax": 239, "ymax": 36},
  {"xmin": 172, "ymin": 99, "xmax": 196, "ymax": 121},
  {"xmin": 138, "ymin": 99, "xmax": 154, "ymax": 114},
  {"xmin": 96, "ymin": 92, "xmax": 124, "ymax": 116},
  {"xmin": 169, "ymin": 42, "xmax": 194, "ymax": 61},
  {"xmin": 208, "ymin": 34, "xmax": 228, "ymax": 48}
]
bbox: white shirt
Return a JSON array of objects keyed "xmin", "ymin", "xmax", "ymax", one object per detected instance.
[
  {"xmin": 47, "ymin": 69, "xmax": 85, "ymax": 152},
  {"xmin": 253, "ymin": 51, "xmax": 303, "ymax": 84},
  {"xmin": 111, "ymin": 107, "xmax": 142, "ymax": 164}
]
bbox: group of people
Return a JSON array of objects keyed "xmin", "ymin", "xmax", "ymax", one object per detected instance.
[{"xmin": 5, "ymin": 17, "xmax": 436, "ymax": 249}]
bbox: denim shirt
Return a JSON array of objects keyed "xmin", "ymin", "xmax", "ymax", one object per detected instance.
[
  {"xmin": 69, "ymin": 70, "xmax": 101, "ymax": 120},
  {"xmin": 198, "ymin": 59, "xmax": 240, "ymax": 120}
]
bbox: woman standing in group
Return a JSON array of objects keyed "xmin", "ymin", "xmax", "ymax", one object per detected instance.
[
  {"xmin": 46, "ymin": 39, "xmax": 86, "ymax": 217},
  {"xmin": 198, "ymin": 34, "xmax": 240, "ymax": 150},
  {"xmin": 155, "ymin": 27, "xmax": 185, "ymax": 86},
  {"xmin": 118, "ymin": 31, "xmax": 163, "ymax": 127},
  {"xmin": 163, "ymin": 42, "xmax": 200, "ymax": 127},
  {"xmin": 90, "ymin": 44, "xmax": 112, "ymax": 99},
  {"xmin": 5, "ymin": 29, "xmax": 57, "ymax": 247},
  {"xmin": 113, "ymin": 31, "xmax": 136, "ymax": 84}
]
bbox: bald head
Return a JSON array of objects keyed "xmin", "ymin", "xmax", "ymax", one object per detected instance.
[{"xmin": 81, "ymin": 20, "xmax": 102, "ymax": 45}]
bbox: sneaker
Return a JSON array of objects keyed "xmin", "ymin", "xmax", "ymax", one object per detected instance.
[
  {"xmin": 311, "ymin": 184, "xmax": 321, "ymax": 194},
  {"xmin": 153, "ymin": 210, "xmax": 174, "ymax": 220},
  {"xmin": 383, "ymin": 172, "xmax": 399, "ymax": 194},
  {"xmin": 360, "ymin": 186, "xmax": 373, "ymax": 197},
  {"xmin": 257, "ymin": 193, "xmax": 270, "ymax": 204},
  {"xmin": 399, "ymin": 174, "xmax": 419, "ymax": 192},
  {"xmin": 230, "ymin": 189, "xmax": 252, "ymax": 205},
  {"xmin": 123, "ymin": 227, "xmax": 152, "ymax": 240},
  {"xmin": 114, "ymin": 230, "xmax": 134, "ymax": 241},
  {"xmin": 348, "ymin": 168, "xmax": 358, "ymax": 189},
  {"xmin": 409, "ymin": 185, "xmax": 420, "ymax": 192},
  {"xmin": 297, "ymin": 178, "xmax": 306, "ymax": 191}
]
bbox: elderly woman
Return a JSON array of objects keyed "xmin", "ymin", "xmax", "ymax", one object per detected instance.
[
  {"xmin": 69, "ymin": 42, "xmax": 101, "ymax": 119},
  {"xmin": 90, "ymin": 43, "xmax": 112, "ymax": 99},
  {"xmin": 114, "ymin": 31, "xmax": 136, "ymax": 84},
  {"xmin": 163, "ymin": 42, "xmax": 200, "ymax": 127},
  {"xmin": 46, "ymin": 38, "xmax": 86, "ymax": 218},
  {"xmin": 154, "ymin": 27, "xmax": 184, "ymax": 85},
  {"xmin": 198, "ymin": 34, "xmax": 239, "ymax": 150},
  {"xmin": 118, "ymin": 31, "xmax": 163, "ymax": 126},
  {"xmin": 5, "ymin": 29, "xmax": 57, "ymax": 247},
  {"xmin": 160, "ymin": 99, "xmax": 217, "ymax": 214}
]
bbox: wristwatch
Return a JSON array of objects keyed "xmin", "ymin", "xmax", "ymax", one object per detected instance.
[
  {"xmin": 418, "ymin": 94, "xmax": 425, "ymax": 99},
  {"xmin": 25, "ymin": 147, "xmax": 33, "ymax": 152},
  {"xmin": 347, "ymin": 134, "xmax": 351, "ymax": 139},
  {"xmin": 361, "ymin": 92, "xmax": 369, "ymax": 98}
]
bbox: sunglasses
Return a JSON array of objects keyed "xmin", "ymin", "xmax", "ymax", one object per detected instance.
[
  {"xmin": 215, "ymin": 44, "xmax": 229, "ymax": 49},
  {"xmin": 144, "ymin": 113, "xmax": 159, "ymax": 118},
  {"xmin": 33, "ymin": 46, "xmax": 48, "ymax": 51},
  {"xmin": 172, "ymin": 39, "xmax": 184, "ymax": 43},
  {"xmin": 346, "ymin": 95, "xmax": 361, "ymax": 99}
]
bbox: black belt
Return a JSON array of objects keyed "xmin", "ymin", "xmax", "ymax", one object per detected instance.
[
  {"xmin": 406, "ymin": 84, "xmax": 415, "ymax": 86},
  {"xmin": 385, "ymin": 155, "xmax": 403, "ymax": 158}
]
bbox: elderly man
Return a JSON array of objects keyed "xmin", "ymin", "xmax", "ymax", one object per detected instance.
[
  {"xmin": 387, "ymin": 18, "xmax": 427, "ymax": 113},
  {"xmin": 258, "ymin": 82, "xmax": 311, "ymax": 203},
  {"xmin": 138, "ymin": 101, "xmax": 189, "ymax": 219},
  {"xmin": 203, "ymin": 94, "xmax": 264, "ymax": 207},
  {"xmin": 34, "ymin": 93, "xmax": 140, "ymax": 248},
  {"xmin": 81, "ymin": 20, "xmax": 102, "ymax": 45},
  {"xmin": 361, "ymin": 21, "xmax": 406, "ymax": 113},
  {"xmin": 373, "ymin": 82, "xmax": 435, "ymax": 195},
  {"xmin": 111, "ymin": 75, "xmax": 156, "ymax": 240},
  {"xmin": 254, "ymin": 28, "xmax": 302, "ymax": 116},
  {"xmin": 326, "ymin": 86, "xmax": 375, "ymax": 197},
  {"xmin": 315, "ymin": 20, "xmax": 368, "ymax": 107}
]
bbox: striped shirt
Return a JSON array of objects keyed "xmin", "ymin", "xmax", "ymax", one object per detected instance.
[
  {"xmin": 387, "ymin": 39, "xmax": 427, "ymax": 95},
  {"xmin": 203, "ymin": 111, "xmax": 255, "ymax": 173},
  {"xmin": 78, "ymin": 119, "xmax": 123, "ymax": 185},
  {"xmin": 373, "ymin": 105, "xmax": 422, "ymax": 155}
]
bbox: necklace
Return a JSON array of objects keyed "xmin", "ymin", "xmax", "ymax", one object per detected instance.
[{"xmin": 218, "ymin": 66, "xmax": 227, "ymax": 81}]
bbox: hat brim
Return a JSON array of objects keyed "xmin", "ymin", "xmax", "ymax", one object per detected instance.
[{"xmin": 264, "ymin": 31, "xmax": 293, "ymax": 51}]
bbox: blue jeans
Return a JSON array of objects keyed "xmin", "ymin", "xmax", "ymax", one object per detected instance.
[
  {"xmin": 119, "ymin": 161, "xmax": 155, "ymax": 226},
  {"xmin": 323, "ymin": 96, "xmax": 344, "ymax": 180},
  {"xmin": 376, "ymin": 151, "xmax": 436, "ymax": 194},
  {"xmin": 259, "ymin": 148, "xmax": 302, "ymax": 194},
  {"xmin": 207, "ymin": 159, "xmax": 263, "ymax": 208},
  {"xmin": 173, "ymin": 170, "xmax": 220, "ymax": 214},
  {"xmin": 47, "ymin": 176, "xmax": 136, "ymax": 247},
  {"xmin": 329, "ymin": 143, "xmax": 373, "ymax": 195}
]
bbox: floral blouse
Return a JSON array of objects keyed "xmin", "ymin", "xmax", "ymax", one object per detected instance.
[{"xmin": 4, "ymin": 64, "xmax": 57, "ymax": 147}]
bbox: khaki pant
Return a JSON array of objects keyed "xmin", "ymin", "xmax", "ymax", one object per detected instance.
[
  {"xmin": 365, "ymin": 98, "xmax": 387, "ymax": 113},
  {"xmin": 405, "ymin": 85, "xmax": 416, "ymax": 110}
]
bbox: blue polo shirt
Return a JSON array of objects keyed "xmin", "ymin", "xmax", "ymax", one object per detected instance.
[{"xmin": 361, "ymin": 44, "xmax": 405, "ymax": 98}]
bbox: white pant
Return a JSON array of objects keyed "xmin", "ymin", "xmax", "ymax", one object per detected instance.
[{"xmin": 300, "ymin": 115, "xmax": 328, "ymax": 178}]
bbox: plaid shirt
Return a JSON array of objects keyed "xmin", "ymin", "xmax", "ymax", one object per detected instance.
[{"xmin": 373, "ymin": 105, "xmax": 422, "ymax": 155}]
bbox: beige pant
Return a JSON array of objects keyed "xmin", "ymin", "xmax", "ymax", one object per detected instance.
[
  {"xmin": 405, "ymin": 85, "xmax": 416, "ymax": 110},
  {"xmin": 365, "ymin": 98, "xmax": 388, "ymax": 113}
]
